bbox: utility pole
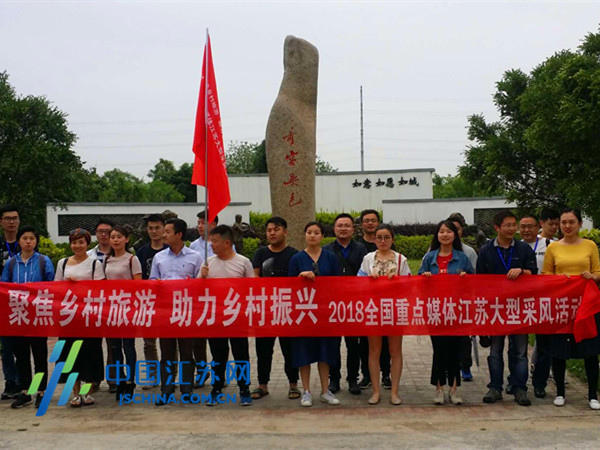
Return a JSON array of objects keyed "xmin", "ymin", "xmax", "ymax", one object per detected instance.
[{"xmin": 360, "ymin": 85, "xmax": 364, "ymax": 172}]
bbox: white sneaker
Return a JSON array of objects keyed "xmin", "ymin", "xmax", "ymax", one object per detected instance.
[
  {"xmin": 433, "ymin": 389, "xmax": 445, "ymax": 405},
  {"xmin": 589, "ymin": 399, "xmax": 600, "ymax": 410},
  {"xmin": 449, "ymin": 389, "xmax": 463, "ymax": 405},
  {"xmin": 300, "ymin": 391, "xmax": 312, "ymax": 407},
  {"xmin": 553, "ymin": 396, "xmax": 565, "ymax": 406},
  {"xmin": 320, "ymin": 390, "xmax": 340, "ymax": 405}
]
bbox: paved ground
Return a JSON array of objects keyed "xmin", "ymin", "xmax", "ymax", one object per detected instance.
[{"xmin": 1, "ymin": 336, "xmax": 599, "ymax": 449}]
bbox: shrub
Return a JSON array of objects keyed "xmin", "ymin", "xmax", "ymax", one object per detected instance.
[
  {"xmin": 241, "ymin": 238, "xmax": 261, "ymax": 260},
  {"xmin": 391, "ymin": 223, "xmax": 437, "ymax": 236},
  {"xmin": 38, "ymin": 236, "xmax": 70, "ymax": 267},
  {"xmin": 581, "ymin": 229, "xmax": 600, "ymax": 250},
  {"xmin": 395, "ymin": 235, "xmax": 432, "ymax": 260}
]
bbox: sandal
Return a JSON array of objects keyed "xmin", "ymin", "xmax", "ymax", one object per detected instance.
[
  {"xmin": 288, "ymin": 388, "xmax": 301, "ymax": 400},
  {"xmin": 251, "ymin": 388, "xmax": 269, "ymax": 400},
  {"xmin": 83, "ymin": 394, "xmax": 95, "ymax": 406},
  {"xmin": 70, "ymin": 395, "xmax": 83, "ymax": 408}
]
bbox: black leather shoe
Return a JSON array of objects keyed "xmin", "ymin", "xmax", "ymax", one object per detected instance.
[
  {"xmin": 534, "ymin": 387, "xmax": 546, "ymax": 399},
  {"xmin": 348, "ymin": 381, "xmax": 361, "ymax": 395}
]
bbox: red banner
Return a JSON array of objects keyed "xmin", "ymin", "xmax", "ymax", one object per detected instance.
[{"xmin": 1, "ymin": 275, "xmax": 599, "ymax": 340}]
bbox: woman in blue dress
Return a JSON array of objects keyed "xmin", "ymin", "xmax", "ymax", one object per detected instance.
[{"xmin": 289, "ymin": 221, "xmax": 341, "ymax": 407}]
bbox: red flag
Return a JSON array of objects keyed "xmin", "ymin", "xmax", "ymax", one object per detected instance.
[{"xmin": 191, "ymin": 32, "xmax": 230, "ymax": 223}]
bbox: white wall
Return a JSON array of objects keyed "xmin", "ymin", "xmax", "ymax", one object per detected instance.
[
  {"xmin": 47, "ymin": 203, "xmax": 251, "ymax": 243},
  {"xmin": 197, "ymin": 169, "xmax": 434, "ymax": 213}
]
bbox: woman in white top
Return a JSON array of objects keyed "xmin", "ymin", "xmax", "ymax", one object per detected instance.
[
  {"xmin": 104, "ymin": 225, "xmax": 142, "ymax": 400},
  {"xmin": 55, "ymin": 228, "xmax": 105, "ymax": 407},
  {"xmin": 358, "ymin": 224, "xmax": 411, "ymax": 406}
]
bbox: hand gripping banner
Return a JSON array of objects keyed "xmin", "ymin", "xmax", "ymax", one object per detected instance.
[{"xmin": 1, "ymin": 275, "xmax": 599, "ymax": 341}]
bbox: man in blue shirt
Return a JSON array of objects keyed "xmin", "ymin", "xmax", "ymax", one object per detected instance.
[
  {"xmin": 150, "ymin": 218, "xmax": 203, "ymax": 405},
  {"xmin": 323, "ymin": 213, "xmax": 368, "ymax": 395},
  {"xmin": 477, "ymin": 210, "xmax": 537, "ymax": 406}
]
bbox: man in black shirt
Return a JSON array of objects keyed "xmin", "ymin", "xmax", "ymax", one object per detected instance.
[
  {"xmin": 0, "ymin": 205, "xmax": 21, "ymax": 400},
  {"xmin": 135, "ymin": 214, "xmax": 168, "ymax": 390},
  {"xmin": 251, "ymin": 216, "xmax": 300, "ymax": 400},
  {"xmin": 324, "ymin": 213, "xmax": 368, "ymax": 395},
  {"xmin": 355, "ymin": 209, "xmax": 392, "ymax": 390}
]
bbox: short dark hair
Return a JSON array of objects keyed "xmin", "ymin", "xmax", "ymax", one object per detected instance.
[
  {"xmin": 304, "ymin": 221, "xmax": 325, "ymax": 234},
  {"xmin": 447, "ymin": 212, "xmax": 466, "ymax": 228},
  {"xmin": 561, "ymin": 208, "xmax": 583, "ymax": 223},
  {"xmin": 540, "ymin": 208, "xmax": 560, "ymax": 222},
  {"xmin": 197, "ymin": 210, "xmax": 218, "ymax": 224},
  {"xmin": 360, "ymin": 209, "xmax": 380, "ymax": 222},
  {"xmin": 334, "ymin": 213, "xmax": 354, "ymax": 225},
  {"xmin": 166, "ymin": 218, "xmax": 187, "ymax": 238},
  {"xmin": 17, "ymin": 226, "xmax": 39, "ymax": 243},
  {"xmin": 69, "ymin": 228, "xmax": 92, "ymax": 245},
  {"xmin": 520, "ymin": 213, "xmax": 539, "ymax": 223},
  {"xmin": 95, "ymin": 218, "xmax": 116, "ymax": 230},
  {"xmin": 266, "ymin": 216, "xmax": 288, "ymax": 229},
  {"xmin": 144, "ymin": 214, "xmax": 165, "ymax": 225},
  {"xmin": 1, "ymin": 205, "xmax": 19, "ymax": 218},
  {"xmin": 493, "ymin": 210, "xmax": 517, "ymax": 227},
  {"xmin": 430, "ymin": 220, "xmax": 462, "ymax": 252},
  {"xmin": 210, "ymin": 224, "xmax": 234, "ymax": 243},
  {"xmin": 375, "ymin": 223, "xmax": 394, "ymax": 239}
]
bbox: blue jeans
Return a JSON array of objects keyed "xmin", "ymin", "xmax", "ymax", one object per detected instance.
[
  {"xmin": 487, "ymin": 334, "xmax": 528, "ymax": 391},
  {"xmin": 0, "ymin": 336, "xmax": 19, "ymax": 384}
]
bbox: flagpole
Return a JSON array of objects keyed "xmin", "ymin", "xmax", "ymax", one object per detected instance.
[{"xmin": 203, "ymin": 28, "xmax": 209, "ymax": 266}]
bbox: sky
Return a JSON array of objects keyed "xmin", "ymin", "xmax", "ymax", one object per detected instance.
[{"xmin": 1, "ymin": 1, "xmax": 599, "ymax": 180}]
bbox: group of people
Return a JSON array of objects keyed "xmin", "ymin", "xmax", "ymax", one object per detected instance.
[{"xmin": 1, "ymin": 204, "xmax": 599, "ymax": 411}]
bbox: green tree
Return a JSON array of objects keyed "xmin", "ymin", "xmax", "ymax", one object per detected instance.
[
  {"xmin": 0, "ymin": 71, "xmax": 88, "ymax": 232},
  {"xmin": 461, "ymin": 27, "xmax": 600, "ymax": 223},
  {"xmin": 148, "ymin": 159, "xmax": 196, "ymax": 202},
  {"xmin": 432, "ymin": 173, "xmax": 502, "ymax": 198},
  {"xmin": 226, "ymin": 140, "xmax": 337, "ymax": 174}
]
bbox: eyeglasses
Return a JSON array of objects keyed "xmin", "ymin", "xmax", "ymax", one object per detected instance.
[
  {"xmin": 311, "ymin": 262, "xmax": 320, "ymax": 276},
  {"xmin": 375, "ymin": 235, "xmax": 392, "ymax": 241},
  {"xmin": 96, "ymin": 229, "xmax": 111, "ymax": 236},
  {"xmin": 69, "ymin": 228, "xmax": 89, "ymax": 236},
  {"xmin": 1, "ymin": 216, "xmax": 19, "ymax": 223}
]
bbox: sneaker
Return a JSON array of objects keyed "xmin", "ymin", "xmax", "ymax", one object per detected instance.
[
  {"xmin": 461, "ymin": 369, "xmax": 473, "ymax": 382},
  {"xmin": 34, "ymin": 393, "xmax": 43, "ymax": 409},
  {"xmin": 240, "ymin": 390, "xmax": 253, "ymax": 406},
  {"xmin": 320, "ymin": 390, "xmax": 340, "ymax": 405},
  {"xmin": 449, "ymin": 390, "xmax": 463, "ymax": 405},
  {"xmin": 553, "ymin": 396, "xmax": 565, "ymax": 407},
  {"xmin": 1, "ymin": 381, "xmax": 19, "ymax": 400},
  {"xmin": 205, "ymin": 390, "xmax": 221, "ymax": 407},
  {"xmin": 514, "ymin": 389, "xmax": 531, "ymax": 406},
  {"xmin": 11, "ymin": 393, "xmax": 32, "ymax": 409},
  {"xmin": 433, "ymin": 389, "xmax": 445, "ymax": 405},
  {"xmin": 348, "ymin": 380, "xmax": 361, "ymax": 395},
  {"xmin": 328, "ymin": 380, "xmax": 340, "ymax": 394},
  {"xmin": 358, "ymin": 377, "xmax": 372, "ymax": 390},
  {"xmin": 534, "ymin": 387, "xmax": 546, "ymax": 399},
  {"xmin": 482, "ymin": 388, "xmax": 502, "ymax": 403},
  {"xmin": 300, "ymin": 391, "xmax": 312, "ymax": 407},
  {"xmin": 382, "ymin": 376, "xmax": 392, "ymax": 390},
  {"xmin": 589, "ymin": 399, "xmax": 600, "ymax": 410}
]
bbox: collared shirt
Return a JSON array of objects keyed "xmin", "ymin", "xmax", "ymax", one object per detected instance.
[
  {"xmin": 149, "ymin": 246, "xmax": 203, "ymax": 280},
  {"xmin": 323, "ymin": 239, "xmax": 368, "ymax": 276},
  {"xmin": 87, "ymin": 245, "xmax": 108, "ymax": 264},
  {"xmin": 476, "ymin": 238, "xmax": 538, "ymax": 275}
]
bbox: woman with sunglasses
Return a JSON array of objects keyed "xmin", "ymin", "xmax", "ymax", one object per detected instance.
[
  {"xmin": 55, "ymin": 228, "xmax": 105, "ymax": 407},
  {"xmin": 288, "ymin": 221, "xmax": 341, "ymax": 407},
  {"xmin": 104, "ymin": 225, "xmax": 142, "ymax": 400},
  {"xmin": 419, "ymin": 220, "xmax": 474, "ymax": 406},
  {"xmin": 542, "ymin": 208, "xmax": 600, "ymax": 410},
  {"xmin": 358, "ymin": 224, "xmax": 411, "ymax": 405}
]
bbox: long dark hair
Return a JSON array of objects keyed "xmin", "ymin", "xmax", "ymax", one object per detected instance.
[
  {"xmin": 429, "ymin": 220, "xmax": 462, "ymax": 252},
  {"xmin": 108, "ymin": 225, "xmax": 130, "ymax": 257}
]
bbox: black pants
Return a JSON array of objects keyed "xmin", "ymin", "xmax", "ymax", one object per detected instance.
[
  {"xmin": 13, "ymin": 337, "xmax": 48, "ymax": 392},
  {"xmin": 459, "ymin": 336, "xmax": 473, "ymax": 371},
  {"xmin": 360, "ymin": 336, "xmax": 391, "ymax": 380},
  {"xmin": 531, "ymin": 339, "xmax": 552, "ymax": 390},
  {"xmin": 159, "ymin": 338, "xmax": 194, "ymax": 394},
  {"xmin": 430, "ymin": 336, "xmax": 461, "ymax": 387},
  {"xmin": 553, "ymin": 356, "xmax": 599, "ymax": 400},
  {"xmin": 208, "ymin": 337, "xmax": 250, "ymax": 392},
  {"xmin": 107, "ymin": 338, "xmax": 136, "ymax": 383},
  {"xmin": 256, "ymin": 337, "xmax": 298, "ymax": 385},
  {"xmin": 193, "ymin": 338, "xmax": 207, "ymax": 366},
  {"xmin": 330, "ymin": 336, "xmax": 361, "ymax": 383}
]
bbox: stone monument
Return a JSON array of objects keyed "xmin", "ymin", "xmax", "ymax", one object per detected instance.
[{"xmin": 265, "ymin": 36, "xmax": 319, "ymax": 250}]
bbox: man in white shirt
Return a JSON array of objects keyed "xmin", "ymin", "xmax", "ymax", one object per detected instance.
[{"xmin": 200, "ymin": 225, "xmax": 254, "ymax": 406}]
